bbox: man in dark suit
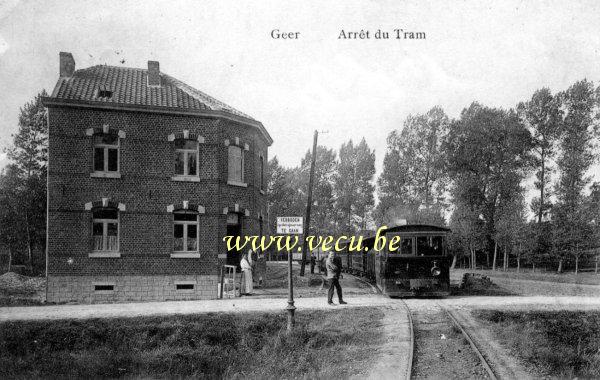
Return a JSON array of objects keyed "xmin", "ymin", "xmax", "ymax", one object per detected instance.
[{"xmin": 325, "ymin": 251, "xmax": 347, "ymax": 305}]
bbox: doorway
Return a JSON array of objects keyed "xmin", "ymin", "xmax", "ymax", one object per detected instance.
[{"xmin": 226, "ymin": 212, "xmax": 242, "ymax": 269}]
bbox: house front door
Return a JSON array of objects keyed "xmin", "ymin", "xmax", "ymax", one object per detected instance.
[{"xmin": 226, "ymin": 213, "xmax": 242, "ymax": 270}]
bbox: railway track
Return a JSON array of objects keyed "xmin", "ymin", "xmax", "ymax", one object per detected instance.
[
  {"xmin": 348, "ymin": 272, "xmax": 497, "ymax": 379},
  {"xmin": 399, "ymin": 299, "xmax": 497, "ymax": 380},
  {"xmin": 398, "ymin": 299, "xmax": 415, "ymax": 380},
  {"xmin": 440, "ymin": 304, "xmax": 497, "ymax": 380}
]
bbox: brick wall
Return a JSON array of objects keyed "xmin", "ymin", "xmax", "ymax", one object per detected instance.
[
  {"xmin": 47, "ymin": 275, "xmax": 218, "ymax": 303},
  {"xmin": 47, "ymin": 106, "xmax": 269, "ymax": 302}
]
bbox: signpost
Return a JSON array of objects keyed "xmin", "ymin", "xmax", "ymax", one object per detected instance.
[
  {"xmin": 276, "ymin": 216, "xmax": 303, "ymax": 332},
  {"xmin": 276, "ymin": 216, "xmax": 303, "ymax": 234}
]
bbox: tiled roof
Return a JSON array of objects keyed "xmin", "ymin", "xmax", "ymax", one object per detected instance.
[{"xmin": 49, "ymin": 65, "xmax": 255, "ymax": 120}]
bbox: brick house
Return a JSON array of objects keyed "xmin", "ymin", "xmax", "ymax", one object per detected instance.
[{"xmin": 43, "ymin": 52, "xmax": 272, "ymax": 303}]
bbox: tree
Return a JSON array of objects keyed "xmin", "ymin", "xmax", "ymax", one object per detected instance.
[
  {"xmin": 552, "ymin": 80, "xmax": 598, "ymax": 273},
  {"xmin": 517, "ymin": 88, "xmax": 562, "ymax": 224},
  {"xmin": 448, "ymin": 201, "xmax": 485, "ymax": 269},
  {"xmin": 3, "ymin": 90, "xmax": 48, "ymax": 273},
  {"xmin": 444, "ymin": 103, "xmax": 533, "ymax": 263},
  {"xmin": 299, "ymin": 146, "xmax": 338, "ymax": 235},
  {"xmin": 266, "ymin": 157, "xmax": 304, "ymax": 235},
  {"xmin": 0, "ymin": 165, "xmax": 28, "ymax": 272},
  {"xmin": 494, "ymin": 191, "xmax": 528, "ymax": 271},
  {"xmin": 334, "ymin": 138, "xmax": 375, "ymax": 234},
  {"xmin": 586, "ymin": 182, "xmax": 600, "ymax": 270},
  {"xmin": 376, "ymin": 106, "xmax": 449, "ymax": 226}
]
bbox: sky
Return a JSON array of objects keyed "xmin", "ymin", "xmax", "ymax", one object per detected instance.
[{"xmin": 1, "ymin": 0, "xmax": 599, "ymax": 193}]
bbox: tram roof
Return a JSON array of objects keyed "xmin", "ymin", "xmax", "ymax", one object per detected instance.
[{"xmin": 359, "ymin": 225, "xmax": 450, "ymax": 251}]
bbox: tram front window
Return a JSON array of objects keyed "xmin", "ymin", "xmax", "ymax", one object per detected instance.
[
  {"xmin": 388, "ymin": 235, "xmax": 413, "ymax": 255},
  {"xmin": 400, "ymin": 237, "xmax": 413, "ymax": 255},
  {"xmin": 416, "ymin": 236, "xmax": 444, "ymax": 256}
]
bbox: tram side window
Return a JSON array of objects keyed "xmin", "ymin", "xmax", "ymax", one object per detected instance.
[{"xmin": 416, "ymin": 236, "xmax": 444, "ymax": 256}]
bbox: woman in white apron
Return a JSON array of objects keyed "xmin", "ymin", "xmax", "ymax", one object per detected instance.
[{"xmin": 240, "ymin": 250, "xmax": 254, "ymax": 295}]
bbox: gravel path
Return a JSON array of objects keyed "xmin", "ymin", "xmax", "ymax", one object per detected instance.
[
  {"xmin": 366, "ymin": 304, "xmax": 412, "ymax": 380},
  {"xmin": 0, "ymin": 294, "xmax": 398, "ymax": 322}
]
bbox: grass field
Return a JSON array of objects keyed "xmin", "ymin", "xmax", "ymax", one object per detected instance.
[
  {"xmin": 475, "ymin": 310, "xmax": 600, "ymax": 378},
  {"xmin": 0, "ymin": 307, "xmax": 384, "ymax": 378}
]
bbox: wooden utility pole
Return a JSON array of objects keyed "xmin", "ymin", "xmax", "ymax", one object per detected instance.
[{"xmin": 300, "ymin": 130, "xmax": 318, "ymax": 276}]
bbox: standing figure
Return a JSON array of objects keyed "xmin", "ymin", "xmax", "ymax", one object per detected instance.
[
  {"xmin": 325, "ymin": 251, "xmax": 347, "ymax": 305},
  {"xmin": 240, "ymin": 250, "xmax": 253, "ymax": 295},
  {"xmin": 310, "ymin": 252, "xmax": 316, "ymax": 274}
]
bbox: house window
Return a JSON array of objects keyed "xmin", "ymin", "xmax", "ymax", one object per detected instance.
[
  {"xmin": 228, "ymin": 145, "xmax": 244, "ymax": 182},
  {"xmin": 174, "ymin": 139, "xmax": 198, "ymax": 177},
  {"xmin": 173, "ymin": 211, "xmax": 198, "ymax": 252},
  {"xmin": 92, "ymin": 208, "xmax": 119, "ymax": 252},
  {"xmin": 93, "ymin": 134, "xmax": 119, "ymax": 173},
  {"xmin": 176, "ymin": 283, "xmax": 195, "ymax": 290},
  {"xmin": 94, "ymin": 284, "xmax": 114, "ymax": 291}
]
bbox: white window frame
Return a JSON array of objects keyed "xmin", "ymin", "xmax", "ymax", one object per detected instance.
[
  {"xmin": 93, "ymin": 134, "xmax": 120, "ymax": 176},
  {"xmin": 91, "ymin": 209, "xmax": 120, "ymax": 254},
  {"xmin": 173, "ymin": 212, "xmax": 199, "ymax": 254},
  {"xmin": 173, "ymin": 139, "xmax": 200, "ymax": 180}
]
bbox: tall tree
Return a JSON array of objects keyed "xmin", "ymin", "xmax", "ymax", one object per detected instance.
[
  {"xmin": 353, "ymin": 139, "xmax": 376, "ymax": 232},
  {"xmin": 266, "ymin": 157, "xmax": 304, "ymax": 234},
  {"xmin": 0, "ymin": 165, "xmax": 27, "ymax": 271},
  {"xmin": 444, "ymin": 103, "xmax": 533, "ymax": 262},
  {"xmin": 334, "ymin": 138, "xmax": 375, "ymax": 234},
  {"xmin": 376, "ymin": 106, "xmax": 449, "ymax": 226},
  {"xmin": 517, "ymin": 88, "xmax": 562, "ymax": 224},
  {"xmin": 299, "ymin": 146, "xmax": 337, "ymax": 235},
  {"xmin": 3, "ymin": 90, "xmax": 48, "ymax": 272},
  {"xmin": 552, "ymin": 80, "xmax": 598, "ymax": 273}
]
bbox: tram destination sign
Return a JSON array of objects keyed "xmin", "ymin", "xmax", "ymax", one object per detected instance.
[{"xmin": 276, "ymin": 216, "xmax": 304, "ymax": 234}]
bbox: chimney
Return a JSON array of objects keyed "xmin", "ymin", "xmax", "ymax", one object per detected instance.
[
  {"xmin": 147, "ymin": 60, "xmax": 161, "ymax": 86},
  {"xmin": 59, "ymin": 52, "xmax": 75, "ymax": 77}
]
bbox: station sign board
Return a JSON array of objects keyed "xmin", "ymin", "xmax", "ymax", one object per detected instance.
[{"xmin": 276, "ymin": 216, "xmax": 304, "ymax": 234}]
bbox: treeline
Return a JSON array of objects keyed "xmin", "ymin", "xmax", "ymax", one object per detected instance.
[
  {"xmin": 267, "ymin": 139, "xmax": 376, "ymax": 238},
  {"xmin": 269, "ymin": 80, "xmax": 600, "ymax": 273},
  {"xmin": 0, "ymin": 91, "xmax": 48, "ymax": 275},
  {"xmin": 376, "ymin": 80, "xmax": 600, "ymax": 272}
]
